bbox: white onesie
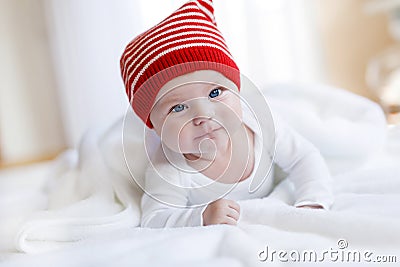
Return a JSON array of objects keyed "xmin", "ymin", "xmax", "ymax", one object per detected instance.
[{"xmin": 140, "ymin": 103, "xmax": 334, "ymax": 228}]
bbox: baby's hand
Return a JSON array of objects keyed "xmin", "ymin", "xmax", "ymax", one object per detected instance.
[
  {"xmin": 203, "ymin": 199, "xmax": 240, "ymax": 226},
  {"xmin": 297, "ymin": 204, "xmax": 324, "ymax": 209}
]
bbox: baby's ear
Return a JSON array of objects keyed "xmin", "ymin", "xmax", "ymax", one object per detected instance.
[{"xmin": 196, "ymin": 0, "xmax": 217, "ymax": 26}]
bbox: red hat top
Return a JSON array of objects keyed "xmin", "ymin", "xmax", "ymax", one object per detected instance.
[{"xmin": 120, "ymin": 0, "xmax": 240, "ymax": 128}]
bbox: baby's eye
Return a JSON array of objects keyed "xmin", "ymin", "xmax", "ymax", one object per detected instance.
[
  {"xmin": 170, "ymin": 103, "xmax": 186, "ymax": 113},
  {"xmin": 209, "ymin": 88, "xmax": 223, "ymax": 98}
]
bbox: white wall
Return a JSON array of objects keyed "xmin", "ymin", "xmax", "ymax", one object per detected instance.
[
  {"xmin": 43, "ymin": 0, "xmax": 143, "ymax": 147},
  {"xmin": 0, "ymin": 0, "xmax": 66, "ymax": 165},
  {"xmin": 214, "ymin": 0, "xmax": 324, "ymax": 85}
]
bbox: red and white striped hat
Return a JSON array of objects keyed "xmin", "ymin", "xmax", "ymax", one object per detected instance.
[{"xmin": 120, "ymin": 0, "xmax": 240, "ymax": 128}]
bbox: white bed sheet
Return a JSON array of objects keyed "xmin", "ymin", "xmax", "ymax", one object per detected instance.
[{"xmin": 1, "ymin": 83, "xmax": 400, "ymax": 267}]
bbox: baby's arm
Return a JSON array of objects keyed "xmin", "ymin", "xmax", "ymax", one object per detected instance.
[
  {"xmin": 141, "ymin": 165, "xmax": 205, "ymax": 228},
  {"xmin": 273, "ymin": 117, "xmax": 334, "ymax": 209},
  {"xmin": 141, "ymin": 164, "xmax": 241, "ymax": 227}
]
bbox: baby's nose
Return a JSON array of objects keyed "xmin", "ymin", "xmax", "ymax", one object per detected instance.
[
  {"xmin": 193, "ymin": 116, "xmax": 212, "ymax": 126},
  {"xmin": 191, "ymin": 100, "xmax": 215, "ymax": 126}
]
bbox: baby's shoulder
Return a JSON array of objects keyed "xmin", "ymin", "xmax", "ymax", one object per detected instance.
[
  {"xmin": 146, "ymin": 146, "xmax": 174, "ymax": 171},
  {"xmin": 144, "ymin": 146, "xmax": 184, "ymax": 182}
]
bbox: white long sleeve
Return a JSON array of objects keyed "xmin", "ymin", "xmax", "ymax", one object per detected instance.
[
  {"xmin": 273, "ymin": 117, "xmax": 334, "ymax": 209},
  {"xmin": 140, "ymin": 149, "xmax": 207, "ymax": 228},
  {"xmin": 141, "ymin": 193, "xmax": 206, "ymax": 227}
]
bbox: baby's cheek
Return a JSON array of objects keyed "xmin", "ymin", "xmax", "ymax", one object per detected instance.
[
  {"xmin": 178, "ymin": 134, "xmax": 195, "ymax": 152},
  {"xmin": 162, "ymin": 120, "xmax": 194, "ymax": 153},
  {"xmin": 159, "ymin": 122, "xmax": 180, "ymax": 150},
  {"xmin": 217, "ymin": 104, "xmax": 242, "ymax": 131}
]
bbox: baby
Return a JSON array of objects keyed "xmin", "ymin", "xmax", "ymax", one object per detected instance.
[{"xmin": 120, "ymin": 0, "xmax": 333, "ymax": 228}]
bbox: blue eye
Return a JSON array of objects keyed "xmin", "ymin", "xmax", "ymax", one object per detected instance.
[
  {"xmin": 209, "ymin": 88, "xmax": 222, "ymax": 98},
  {"xmin": 170, "ymin": 104, "xmax": 186, "ymax": 113}
]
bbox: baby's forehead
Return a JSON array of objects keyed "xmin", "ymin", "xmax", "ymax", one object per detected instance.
[
  {"xmin": 155, "ymin": 84, "xmax": 210, "ymax": 110},
  {"xmin": 155, "ymin": 70, "xmax": 238, "ymax": 103},
  {"xmin": 161, "ymin": 82, "xmax": 214, "ymax": 98}
]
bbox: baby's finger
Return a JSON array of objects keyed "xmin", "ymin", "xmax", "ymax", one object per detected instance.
[
  {"xmin": 227, "ymin": 200, "xmax": 240, "ymax": 214},
  {"xmin": 227, "ymin": 207, "xmax": 240, "ymax": 221},
  {"xmin": 221, "ymin": 216, "xmax": 238, "ymax": 226}
]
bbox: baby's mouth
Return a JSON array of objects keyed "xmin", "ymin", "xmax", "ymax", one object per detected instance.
[{"xmin": 195, "ymin": 127, "xmax": 223, "ymax": 140}]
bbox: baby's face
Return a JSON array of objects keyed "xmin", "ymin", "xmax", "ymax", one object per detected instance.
[{"xmin": 149, "ymin": 71, "xmax": 243, "ymax": 155}]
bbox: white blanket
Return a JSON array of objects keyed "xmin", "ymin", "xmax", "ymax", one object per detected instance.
[{"xmin": 1, "ymin": 83, "xmax": 400, "ymax": 266}]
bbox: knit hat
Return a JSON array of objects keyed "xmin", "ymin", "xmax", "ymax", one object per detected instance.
[{"xmin": 120, "ymin": 0, "xmax": 240, "ymax": 128}]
